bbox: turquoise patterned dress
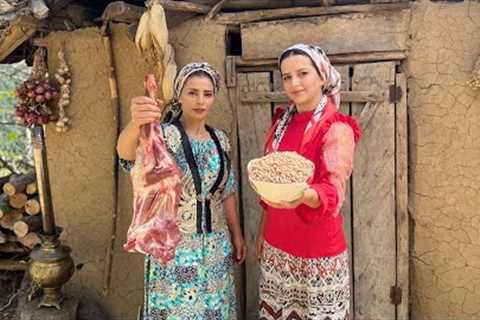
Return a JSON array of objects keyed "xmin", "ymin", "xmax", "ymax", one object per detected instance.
[{"xmin": 120, "ymin": 123, "xmax": 237, "ymax": 320}]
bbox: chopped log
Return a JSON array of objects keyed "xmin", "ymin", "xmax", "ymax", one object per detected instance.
[
  {"xmin": 0, "ymin": 230, "xmax": 16, "ymax": 244},
  {"xmin": 9, "ymin": 193, "xmax": 28, "ymax": 209},
  {"xmin": 0, "ymin": 194, "xmax": 12, "ymax": 218},
  {"xmin": 24, "ymin": 197, "xmax": 41, "ymax": 216},
  {"xmin": 3, "ymin": 172, "xmax": 36, "ymax": 196},
  {"xmin": 26, "ymin": 182, "xmax": 38, "ymax": 195},
  {"xmin": 18, "ymin": 232, "xmax": 41, "ymax": 249},
  {"xmin": 0, "ymin": 210, "xmax": 23, "ymax": 230},
  {"xmin": 0, "ymin": 259, "xmax": 28, "ymax": 271},
  {"xmin": 0, "ymin": 242, "xmax": 26, "ymax": 253},
  {"xmin": 0, "ymin": 174, "xmax": 12, "ymax": 191},
  {"xmin": 13, "ymin": 216, "xmax": 42, "ymax": 238}
]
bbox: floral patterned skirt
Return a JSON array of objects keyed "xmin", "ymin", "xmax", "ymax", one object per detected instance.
[
  {"xmin": 259, "ymin": 242, "xmax": 350, "ymax": 320},
  {"xmin": 143, "ymin": 230, "xmax": 237, "ymax": 320}
]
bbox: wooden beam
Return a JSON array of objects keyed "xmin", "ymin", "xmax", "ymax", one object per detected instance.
[
  {"xmin": 240, "ymin": 90, "xmax": 384, "ymax": 103},
  {"xmin": 101, "ymin": 1, "xmax": 145, "ymax": 23},
  {"xmin": 0, "ymin": 259, "xmax": 28, "ymax": 271},
  {"xmin": 215, "ymin": 2, "xmax": 411, "ymax": 25},
  {"xmin": 230, "ymin": 51, "xmax": 407, "ymax": 72},
  {"xmin": 205, "ymin": 0, "xmax": 228, "ymax": 21},
  {"xmin": 0, "ymin": 24, "xmax": 36, "ymax": 63},
  {"xmin": 156, "ymin": 0, "xmax": 210, "ymax": 13},
  {"xmin": 241, "ymin": 9, "xmax": 410, "ymax": 59}
]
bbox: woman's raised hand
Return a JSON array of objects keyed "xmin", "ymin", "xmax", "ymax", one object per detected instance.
[{"xmin": 130, "ymin": 96, "xmax": 164, "ymax": 128}]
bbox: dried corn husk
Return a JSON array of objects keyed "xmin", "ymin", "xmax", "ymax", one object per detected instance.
[
  {"xmin": 135, "ymin": 10, "xmax": 153, "ymax": 52},
  {"xmin": 149, "ymin": 1, "xmax": 168, "ymax": 56}
]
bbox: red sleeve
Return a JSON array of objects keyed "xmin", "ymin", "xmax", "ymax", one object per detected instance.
[{"xmin": 296, "ymin": 118, "xmax": 361, "ymax": 224}]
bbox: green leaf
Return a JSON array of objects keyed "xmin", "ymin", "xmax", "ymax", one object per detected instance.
[{"xmin": 7, "ymin": 131, "xmax": 19, "ymax": 141}]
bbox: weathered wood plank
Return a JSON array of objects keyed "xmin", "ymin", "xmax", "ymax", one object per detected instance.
[
  {"xmin": 240, "ymin": 90, "xmax": 384, "ymax": 104},
  {"xmin": 395, "ymin": 72, "xmax": 409, "ymax": 320},
  {"xmin": 0, "ymin": 259, "xmax": 28, "ymax": 271},
  {"xmin": 215, "ymin": 2, "xmax": 410, "ymax": 25},
  {"xmin": 337, "ymin": 65, "xmax": 355, "ymax": 318},
  {"xmin": 237, "ymin": 72, "xmax": 272, "ymax": 320},
  {"xmin": 226, "ymin": 78, "xmax": 244, "ymax": 320},
  {"xmin": 154, "ymin": 0, "xmax": 210, "ymax": 13},
  {"xmin": 352, "ymin": 62, "xmax": 396, "ymax": 320},
  {"xmin": 241, "ymin": 10, "xmax": 410, "ymax": 60},
  {"xmin": 272, "ymin": 70, "xmax": 283, "ymax": 112},
  {"xmin": 232, "ymin": 51, "xmax": 407, "ymax": 71}
]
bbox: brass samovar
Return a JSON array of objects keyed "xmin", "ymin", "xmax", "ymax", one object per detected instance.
[{"xmin": 28, "ymin": 125, "xmax": 75, "ymax": 310}]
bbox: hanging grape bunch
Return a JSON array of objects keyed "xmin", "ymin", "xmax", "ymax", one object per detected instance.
[{"xmin": 15, "ymin": 48, "xmax": 58, "ymax": 127}]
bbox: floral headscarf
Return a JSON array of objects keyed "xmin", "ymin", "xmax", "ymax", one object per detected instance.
[{"xmin": 165, "ymin": 62, "xmax": 221, "ymax": 122}]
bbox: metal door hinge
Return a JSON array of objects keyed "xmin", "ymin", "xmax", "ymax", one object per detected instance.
[
  {"xmin": 390, "ymin": 285, "xmax": 403, "ymax": 305},
  {"xmin": 389, "ymin": 85, "xmax": 402, "ymax": 103}
]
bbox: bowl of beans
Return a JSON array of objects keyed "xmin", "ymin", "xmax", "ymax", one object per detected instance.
[{"xmin": 247, "ymin": 151, "xmax": 315, "ymax": 203}]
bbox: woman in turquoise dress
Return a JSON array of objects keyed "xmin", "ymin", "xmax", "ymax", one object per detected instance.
[{"xmin": 117, "ymin": 62, "xmax": 246, "ymax": 320}]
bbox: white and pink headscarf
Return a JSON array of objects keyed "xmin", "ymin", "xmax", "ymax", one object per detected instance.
[{"xmin": 266, "ymin": 44, "xmax": 342, "ymax": 154}]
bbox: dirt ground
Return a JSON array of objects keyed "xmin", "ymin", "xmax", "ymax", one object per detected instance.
[{"xmin": 0, "ymin": 271, "xmax": 22, "ymax": 320}]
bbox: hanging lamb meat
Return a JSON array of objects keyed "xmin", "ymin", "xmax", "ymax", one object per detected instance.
[{"xmin": 123, "ymin": 74, "xmax": 182, "ymax": 264}]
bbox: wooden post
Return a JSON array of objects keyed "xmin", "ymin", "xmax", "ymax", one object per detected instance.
[
  {"xmin": 395, "ymin": 72, "xmax": 409, "ymax": 320},
  {"xmin": 236, "ymin": 72, "xmax": 272, "ymax": 319},
  {"xmin": 352, "ymin": 62, "xmax": 396, "ymax": 320},
  {"xmin": 101, "ymin": 21, "xmax": 121, "ymax": 296}
]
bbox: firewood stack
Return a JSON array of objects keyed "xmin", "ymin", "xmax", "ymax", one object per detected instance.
[{"xmin": 0, "ymin": 172, "xmax": 42, "ymax": 271}]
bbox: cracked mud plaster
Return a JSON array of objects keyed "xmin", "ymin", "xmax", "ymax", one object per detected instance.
[
  {"xmin": 407, "ymin": 1, "xmax": 480, "ymax": 319},
  {"xmin": 42, "ymin": 28, "xmax": 116, "ymax": 305}
]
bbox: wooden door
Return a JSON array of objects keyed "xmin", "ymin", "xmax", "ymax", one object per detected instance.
[{"xmin": 233, "ymin": 62, "xmax": 408, "ymax": 320}]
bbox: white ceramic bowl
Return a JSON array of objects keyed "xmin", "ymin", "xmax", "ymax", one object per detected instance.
[
  {"xmin": 248, "ymin": 179, "xmax": 309, "ymax": 203},
  {"xmin": 247, "ymin": 160, "xmax": 310, "ymax": 203}
]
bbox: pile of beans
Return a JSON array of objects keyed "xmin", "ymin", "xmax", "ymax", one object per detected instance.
[{"xmin": 248, "ymin": 151, "xmax": 314, "ymax": 184}]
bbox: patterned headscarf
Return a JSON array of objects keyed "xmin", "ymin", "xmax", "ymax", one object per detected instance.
[
  {"xmin": 279, "ymin": 43, "xmax": 341, "ymax": 110},
  {"xmin": 166, "ymin": 62, "xmax": 221, "ymax": 122},
  {"xmin": 266, "ymin": 44, "xmax": 341, "ymax": 153}
]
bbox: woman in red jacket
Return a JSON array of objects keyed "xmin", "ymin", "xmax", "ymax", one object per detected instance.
[{"xmin": 256, "ymin": 44, "xmax": 361, "ymax": 320}]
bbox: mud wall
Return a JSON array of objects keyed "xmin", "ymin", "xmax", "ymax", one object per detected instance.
[{"xmin": 407, "ymin": 1, "xmax": 480, "ymax": 319}]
